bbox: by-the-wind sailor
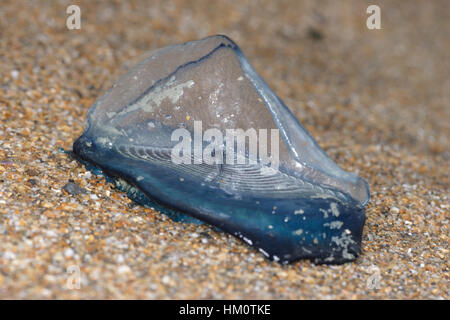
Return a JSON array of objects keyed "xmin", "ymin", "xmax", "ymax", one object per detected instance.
[{"xmin": 73, "ymin": 35, "xmax": 370, "ymax": 264}]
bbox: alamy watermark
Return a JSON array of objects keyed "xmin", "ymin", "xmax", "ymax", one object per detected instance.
[
  {"xmin": 366, "ymin": 5, "xmax": 381, "ymax": 30},
  {"xmin": 170, "ymin": 121, "xmax": 279, "ymax": 174},
  {"xmin": 365, "ymin": 265, "xmax": 381, "ymax": 289},
  {"xmin": 66, "ymin": 264, "xmax": 81, "ymax": 290},
  {"xmin": 66, "ymin": 5, "xmax": 81, "ymax": 30},
  {"xmin": 66, "ymin": 5, "xmax": 381, "ymax": 31}
]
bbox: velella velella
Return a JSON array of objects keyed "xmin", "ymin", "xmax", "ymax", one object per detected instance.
[{"xmin": 73, "ymin": 35, "xmax": 369, "ymax": 264}]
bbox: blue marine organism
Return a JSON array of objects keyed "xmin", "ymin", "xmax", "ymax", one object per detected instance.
[{"xmin": 73, "ymin": 35, "xmax": 369, "ymax": 264}]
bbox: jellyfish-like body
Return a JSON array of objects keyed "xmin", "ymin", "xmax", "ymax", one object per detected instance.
[{"xmin": 73, "ymin": 35, "xmax": 369, "ymax": 264}]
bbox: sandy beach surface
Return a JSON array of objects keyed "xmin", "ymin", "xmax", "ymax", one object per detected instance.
[{"xmin": 0, "ymin": 0, "xmax": 448, "ymax": 299}]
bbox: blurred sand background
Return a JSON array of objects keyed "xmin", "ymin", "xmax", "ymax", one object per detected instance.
[{"xmin": 0, "ymin": 0, "xmax": 448, "ymax": 299}]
